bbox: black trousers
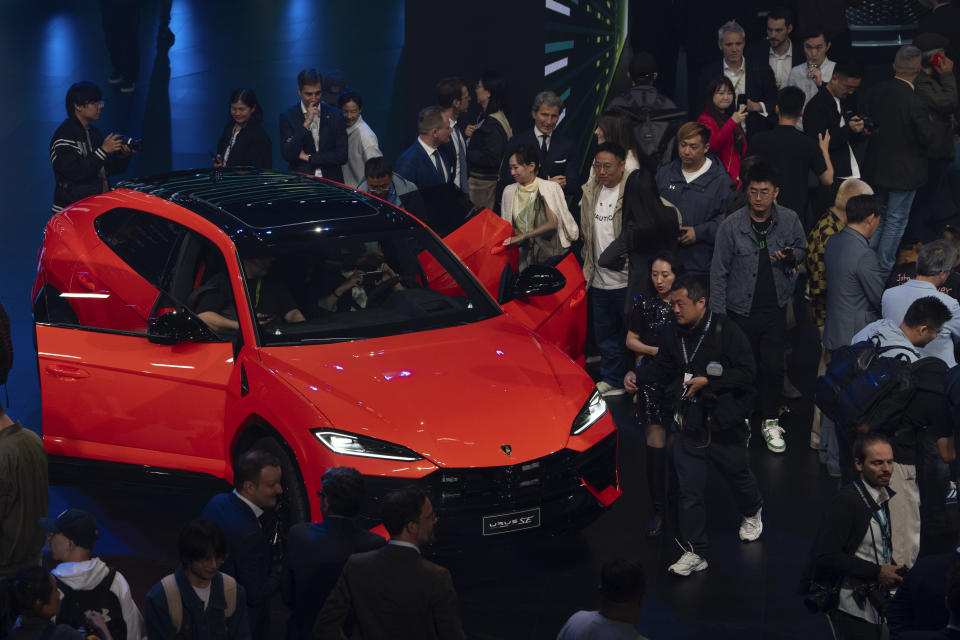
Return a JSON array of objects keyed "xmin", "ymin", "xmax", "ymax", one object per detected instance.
[
  {"xmin": 826, "ymin": 610, "xmax": 884, "ymax": 640},
  {"xmin": 673, "ymin": 425, "xmax": 763, "ymax": 556},
  {"xmin": 100, "ymin": 0, "xmax": 141, "ymax": 82},
  {"xmin": 728, "ymin": 307, "xmax": 786, "ymax": 421}
]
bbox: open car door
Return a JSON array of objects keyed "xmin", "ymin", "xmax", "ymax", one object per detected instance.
[{"xmin": 441, "ymin": 210, "xmax": 586, "ymax": 364}]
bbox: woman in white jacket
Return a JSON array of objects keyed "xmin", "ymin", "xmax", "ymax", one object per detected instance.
[{"xmin": 500, "ymin": 144, "xmax": 578, "ymax": 268}]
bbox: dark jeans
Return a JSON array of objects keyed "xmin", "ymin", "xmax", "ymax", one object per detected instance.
[
  {"xmin": 673, "ymin": 424, "xmax": 763, "ymax": 556},
  {"xmin": 728, "ymin": 306, "xmax": 786, "ymax": 421},
  {"xmin": 826, "ymin": 610, "xmax": 884, "ymax": 640},
  {"xmin": 590, "ymin": 286, "xmax": 628, "ymax": 387},
  {"xmin": 100, "ymin": 0, "xmax": 141, "ymax": 82}
]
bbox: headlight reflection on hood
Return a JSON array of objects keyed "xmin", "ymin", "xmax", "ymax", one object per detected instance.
[
  {"xmin": 312, "ymin": 429, "xmax": 424, "ymax": 461},
  {"xmin": 570, "ymin": 390, "xmax": 608, "ymax": 435}
]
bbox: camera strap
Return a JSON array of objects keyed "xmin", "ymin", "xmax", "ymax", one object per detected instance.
[
  {"xmin": 853, "ymin": 480, "xmax": 891, "ymax": 564},
  {"xmin": 679, "ymin": 311, "xmax": 713, "ymax": 374}
]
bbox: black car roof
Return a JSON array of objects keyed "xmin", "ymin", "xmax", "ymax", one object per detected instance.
[{"xmin": 116, "ymin": 168, "xmax": 419, "ymax": 246}]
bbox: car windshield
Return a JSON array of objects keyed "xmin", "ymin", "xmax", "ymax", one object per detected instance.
[{"xmin": 222, "ymin": 227, "xmax": 500, "ymax": 345}]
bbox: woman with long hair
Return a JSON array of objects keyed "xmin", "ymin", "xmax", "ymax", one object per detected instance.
[
  {"xmin": 594, "ymin": 111, "xmax": 640, "ymax": 174},
  {"xmin": 627, "ymin": 250, "xmax": 684, "ymax": 538},
  {"xmin": 697, "ymin": 76, "xmax": 747, "ymax": 184},
  {"xmin": 214, "ymin": 88, "xmax": 272, "ymax": 169},
  {"xmin": 597, "ymin": 168, "xmax": 681, "ymax": 313},
  {"xmin": 467, "ymin": 70, "xmax": 513, "ymax": 210}
]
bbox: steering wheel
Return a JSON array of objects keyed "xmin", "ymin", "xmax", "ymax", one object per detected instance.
[{"xmin": 368, "ymin": 276, "xmax": 401, "ymax": 307}]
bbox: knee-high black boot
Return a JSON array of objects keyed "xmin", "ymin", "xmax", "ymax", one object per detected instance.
[{"xmin": 646, "ymin": 445, "xmax": 667, "ymax": 537}]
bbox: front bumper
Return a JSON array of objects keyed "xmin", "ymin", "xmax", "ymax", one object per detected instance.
[{"xmin": 357, "ymin": 431, "xmax": 620, "ymax": 544}]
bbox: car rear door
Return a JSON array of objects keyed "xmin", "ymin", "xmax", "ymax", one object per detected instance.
[
  {"xmin": 441, "ymin": 210, "xmax": 587, "ymax": 362},
  {"xmin": 34, "ymin": 207, "xmax": 236, "ymax": 476}
]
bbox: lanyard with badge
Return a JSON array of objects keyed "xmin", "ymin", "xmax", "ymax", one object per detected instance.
[
  {"xmin": 854, "ymin": 480, "xmax": 892, "ymax": 564},
  {"xmin": 675, "ymin": 312, "xmax": 713, "ymax": 435}
]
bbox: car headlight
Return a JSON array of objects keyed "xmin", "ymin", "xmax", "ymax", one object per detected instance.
[
  {"xmin": 571, "ymin": 390, "xmax": 608, "ymax": 435},
  {"xmin": 312, "ymin": 429, "xmax": 423, "ymax": 461}
]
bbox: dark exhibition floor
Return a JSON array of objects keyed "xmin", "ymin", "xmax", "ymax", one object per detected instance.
[{"xmin": 0, "ymin": 1, "xmax": 902, "ymax": 638}]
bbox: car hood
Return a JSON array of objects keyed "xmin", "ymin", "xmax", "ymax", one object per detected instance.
[{"xmin": 258, "ymin": 315, "xmax": 595, "ymax": 468}]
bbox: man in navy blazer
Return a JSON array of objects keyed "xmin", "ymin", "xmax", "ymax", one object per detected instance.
[
  {"xmin": 500, "ymin": 90, "xmax": 579, "ymax": 201},
  {"xmin": 281, "ymin": 467, "xmax": 385, "ymax": 640},
  {"xmin": 200, "ymin": 450, "xmax": 283, "ymax": 640},
  {"xmin": 698, "ymin": 20, "xmax": 777, "ymax": 139},
  {"xmin": 394, "ymin": 106, "xmax": 454, "ymax": 190},
  {"xmin": 279, "ymin": 68, "xmax": 348, "ymax": 183},
  {"xmin": 436, "ymin": 77, "xmax": 471, "ymax": 195}
]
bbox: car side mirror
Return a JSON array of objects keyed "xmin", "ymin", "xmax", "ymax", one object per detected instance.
[
  {"xmin": 513, "ymin": 264, "xmax": 566, "ymax": 298},
  {"xmin": 148, "ymin": 308, "xmax": 215, "ymax": 345}
]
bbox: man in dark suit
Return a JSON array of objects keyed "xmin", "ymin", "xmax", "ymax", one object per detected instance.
[
  {"xmin": 863, "ymin": 46, "xmax": 938, "ymax": 276},
  {"xmin": 747, "ymin": 7, "xmax": 804, "ymax": 90},
  {"xmin": 394, "ymin": 106, "xmax": 454, "ymax": 190},
  {"xmin": 314, "ymin": 485, "xmax": 465, "ymax": 640},
  {"xmin": 919, "ymin": 0, "xmax": 960, "ymax": 61},
  {"xmin": 279, "ymin": 68, "xmax": 348, "ymax": 183},
  {"xmin": 281, "ymin": 467, "xmax": 384, "ymax": 640},
  {"xmin": 200, "ymin": 450, "xmax": 283, "ymax": 640},
  {"xmin": 500, "ymin": 91, "xmax": 579, "ymax": 201},
  {"xmin": 802, "ymin": 57, "xmax": 865, "ymax": 184},
  {"xmin": 436, "ymin": 77, "xmax": 471, "ymax": 196},
  {"xmin": 697, "ymin": 20, "xmax": 777, "ymax": 139}
]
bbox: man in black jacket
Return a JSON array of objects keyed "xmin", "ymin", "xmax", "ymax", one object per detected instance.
[
  {"xmin": 863, "ymin": 46, "xmax": 938, "ymax": 276},
  {"xmin": 802, "ymin": 58, "xmax": 865, "ymax": 185},
  {"xmin": 625, "ymin": 274, "xmax": 763, "ymax": 577},
  {"xmin": 50, "ymin": 82, "xmax": 134, "ymax": 214},
  {"xmin": 802, "ymin": 434, "xmax": 906, "ymax": 639},
  {"xmin": 200, "ymin": 450, "xmax": 282, "ymax": 640},
  {"xmin": 282, "ymin": 467, "xmax": 384, "ymax": 640},
  {"xmin": 697, "ymin": 20, "xmax": 777, "ymax": 139},
  {"xmin": 279, "ymin": 68, "xmax": 348, "ymax": 182}
]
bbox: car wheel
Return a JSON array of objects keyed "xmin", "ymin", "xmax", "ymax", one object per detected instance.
[{"xmin": 244, "ymin": 436, "xmax": 310, "ymax": 559}]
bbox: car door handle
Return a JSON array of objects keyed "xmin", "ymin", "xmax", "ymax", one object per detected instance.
[
  {"xmin": 568, "ymin": 288, "xmax": 586, "ymax": 309},
  {"xmin": 45, "ymin": 365, "xmax": 90, "ymax": 379}
]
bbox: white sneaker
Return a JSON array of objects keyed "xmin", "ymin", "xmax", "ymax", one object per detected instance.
[
  {"xmin": 739, "ymin": 508, "xmax": 763, "ymax": 542},
  {"xmin": 761, "ymin": 419, "xmax": 786, "ymax": 453},
  {"xmin": 668, "ymin": 541, "xmax": 708, "ymax": 576},
  {"xmin": 596, "ymin": 380, "xmax": 626, "ymax": 397}
]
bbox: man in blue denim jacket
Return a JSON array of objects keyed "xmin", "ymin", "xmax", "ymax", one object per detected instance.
[{"xmin": 710, "ymin": 161, "xmax": 805, "ymax": 454}]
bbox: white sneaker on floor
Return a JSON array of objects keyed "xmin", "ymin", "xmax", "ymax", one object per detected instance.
[
  {"xmin": 668, "ymin": 541, "xmax": 708, "ymax": 576},
  {"xmin": 596, "ymin": 380, "xmax": 626, "ymax": 397},
  {"xmin": 739, "ymin": 508, "xmax": 763, "ymax": 542},
  {"xmin": 761, "ymin": 419, "xmax": 786, "ymax": 453}
]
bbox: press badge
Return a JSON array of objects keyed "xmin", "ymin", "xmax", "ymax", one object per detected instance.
[{"xmin": 683, "ymin": 373, "xmax": 693, "ymax": 385}]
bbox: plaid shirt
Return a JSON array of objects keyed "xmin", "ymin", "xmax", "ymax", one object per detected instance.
[{"xmin": 807, "ymin": 210, "xmax": 846, "ymax": 327}]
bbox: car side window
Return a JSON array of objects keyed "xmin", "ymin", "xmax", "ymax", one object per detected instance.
[{"xmin": 40, "ymin": 208, "xmax": 186, "ymax": 334}]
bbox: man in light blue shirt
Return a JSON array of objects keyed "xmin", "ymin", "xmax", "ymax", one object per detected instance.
[{"xmin": 882, "ymin": 240, "xmax": 960, "ymax": 366}]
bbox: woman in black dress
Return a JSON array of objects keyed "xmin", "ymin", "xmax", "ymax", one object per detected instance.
[
  {"xmin": 626, "ymin": 250, "xmax": 682, "ymax": 537},
  {"xmin": 214, "ymin": 88, "xmax": 272, "ymax": 170}
]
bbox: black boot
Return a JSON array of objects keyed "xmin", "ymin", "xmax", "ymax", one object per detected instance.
[{"xmin": 645, "ymin": 446, "xmax": 667, "ymax": 538}]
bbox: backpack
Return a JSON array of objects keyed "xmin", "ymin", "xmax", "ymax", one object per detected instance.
[
  {"xmin": 610, "ymin": 93, "xmax": 687, "ymax": 173},
  {"xmin": 815, "ymin": 337, "xmax": 919, "ymax": 433},
  {"xmin": 55, "ymin": 568, "xmax": 125, "ymax": 640},
  {"xmin": 160, "ymin": 573, "xmax": 237, "ymax": 634}
]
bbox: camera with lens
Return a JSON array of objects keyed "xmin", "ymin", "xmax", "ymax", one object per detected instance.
[
  {"xmin": 844, "ymin": 110, "xmax": 877, "ymax": 133},
  {"xmin": 120, "ymin": 136, "xmax": 144, "ymax": 152},
  {"xmin": 803, "ymin": 583, "xmax": 840, "ymax": 614}
]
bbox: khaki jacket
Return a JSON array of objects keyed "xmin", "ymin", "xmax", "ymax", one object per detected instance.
[{"xmin": 579, "ymin": 170, "xmax": 631, "ymax": 288}]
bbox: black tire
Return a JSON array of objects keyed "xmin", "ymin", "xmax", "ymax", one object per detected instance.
[{"xmin": 244, "ymin": 436, "xmax": 310, "ymax": 560}]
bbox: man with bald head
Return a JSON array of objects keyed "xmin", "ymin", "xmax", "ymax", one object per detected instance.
[
  {"xmin": 862, "ymin": 45, "xmax": 938, "ymax": 275},
  {"xmin": 806, "ymin": 178, "xmax": 873, "ymax": 454}
]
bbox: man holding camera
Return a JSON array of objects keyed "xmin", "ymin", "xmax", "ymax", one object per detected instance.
[
  {"xmin": 625, "ymin": 274, "xmax": 763, "ymax": 577},
  {"xmin": 710, "ymin": 161, "xmax": 806, "ymax": 453},
  {"xmin": 803, "ymin": 433, "xmax": 906, "ymax": 639},
  {"xmin": 50, "ymin": 81, "xmax": 136, "ymax": 214}
]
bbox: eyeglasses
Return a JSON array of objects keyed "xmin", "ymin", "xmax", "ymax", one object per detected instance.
[
  {"xmin": 592, "ymin": 162, "xmax": 620, "ymax": 172},
  {"xmin": 748, "ymin": 188, "xmax": 774, "ymax": 198},
  {"xmin": 84, "ymin": 101, "xmax": 105, "ymax": 108}
]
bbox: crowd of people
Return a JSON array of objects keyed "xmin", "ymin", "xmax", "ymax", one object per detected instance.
[{"xmin": 20, "ymin": 0, "xmax": 960, "ymax": 637}]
